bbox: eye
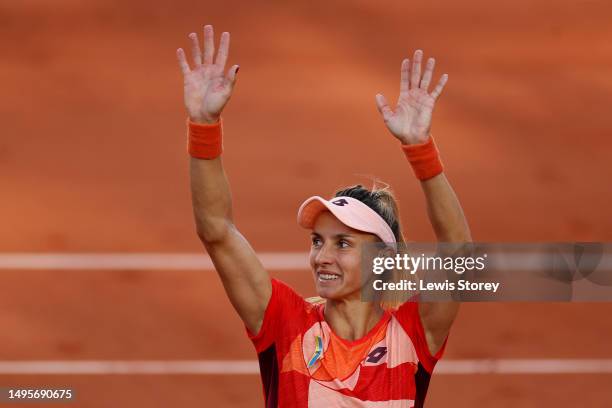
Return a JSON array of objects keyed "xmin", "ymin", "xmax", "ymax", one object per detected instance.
[
  {"xmin": 338, "ymin": 239, "xmax": 350, "ymax": 248},
  {"xmin": 311, "ymin": 237, "xmax": 322, "ymax": 247}
]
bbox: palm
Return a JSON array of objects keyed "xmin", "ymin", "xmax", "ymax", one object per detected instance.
[
  {"xmin": 183, "ymin": 64, "xmax": 228, "ymax": 121},
  {"xmin": 177, "ymin": 25, "xmax": 239, "ymax": 123},
  {"xmin": 376, "ymin": 50, "xmax": 448, "ymax": 144},
  {"xmin": 387, "ymin": 90, "xmax": 436, "ymax": 142}
]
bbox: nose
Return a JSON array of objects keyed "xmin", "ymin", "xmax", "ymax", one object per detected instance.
[{"xmin": 314, "ymin": 242, "xmax": 334, "ymax": 267}]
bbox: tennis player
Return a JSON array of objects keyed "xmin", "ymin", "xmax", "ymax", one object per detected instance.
[{"xmin": 177, "ymin": 24, "xmax": 471, "ymax": 407}]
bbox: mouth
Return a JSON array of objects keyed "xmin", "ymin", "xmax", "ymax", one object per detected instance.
[{"xmin": 317, "ymin": 270, "xmax": 342, "ymax": 283}]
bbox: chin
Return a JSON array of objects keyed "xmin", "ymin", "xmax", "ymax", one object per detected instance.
[
  {"xmin": 314, "ymin": 280, "xmax": 344, "ymax": 300},
  {"xmin": 315, "ymin": 285, "xmax": 339, "ymax": 300},
  {"xmin": 315, "ymin": 281, "xmax": 360, "ymax": 301}
]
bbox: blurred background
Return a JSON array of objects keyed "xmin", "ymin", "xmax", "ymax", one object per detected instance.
[{"xmin": 1, "ymin": 0, "xmax": 611, "ymax": 406}]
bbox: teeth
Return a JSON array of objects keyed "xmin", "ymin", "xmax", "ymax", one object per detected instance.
[{"xmin": 319, "ymin": 273, "xmax": 339, "ymax": 281}]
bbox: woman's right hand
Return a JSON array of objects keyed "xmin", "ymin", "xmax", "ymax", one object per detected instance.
[{"xmin": 177, "ymin": 25, "xmax": 240, "ymax": 124}]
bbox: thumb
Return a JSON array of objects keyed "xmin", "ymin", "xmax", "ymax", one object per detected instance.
[
  {"xmin": 226, "ymin": 64, "xmax": 240, "ymax": 87},
  {"xmin": 375, "ymin": 93, "xmax": 393, "ymax": 122}
]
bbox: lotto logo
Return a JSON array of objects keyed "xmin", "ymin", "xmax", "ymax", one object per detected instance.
[
  {"xmin": 332, "ymin": 199, "xmax": 349, "ymax": 206},
  {"xmin": 366, "ymin": 346, "xmax": 387, "ymax": 363}
]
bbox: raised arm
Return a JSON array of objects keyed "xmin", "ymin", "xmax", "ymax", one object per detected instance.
[
  {"xmin": 177, "ymin": 25, "xmax": 271, "ymax": 333},
  {"xmin": 375, "ymin": 50, "xmax": 471, "ymax": 354}
]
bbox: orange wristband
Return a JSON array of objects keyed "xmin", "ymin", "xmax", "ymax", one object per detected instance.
[
  {"xmin": 401, "ymin": 136, "xmax": 444, "ymax": 181},
  {"xmin": 187, "ymin": 118, "xmax": 223, "ymax": 159}
]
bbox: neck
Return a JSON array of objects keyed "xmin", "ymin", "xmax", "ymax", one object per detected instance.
[{"xmin": 324, "ymin": 298, "xmax": 385, "ymax": 342}]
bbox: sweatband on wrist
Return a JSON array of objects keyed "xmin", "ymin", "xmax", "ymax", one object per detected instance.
[
  {"xmin": 187, "ymin": 118, "xmax": 223, "ymax": 159},
  {"xmin": 401, "ymin": 136, "xmax": 444, "ymax": 181}
]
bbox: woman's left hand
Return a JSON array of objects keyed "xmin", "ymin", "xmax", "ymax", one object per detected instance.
[{"xmin": 375, "ymin": 50, "xmax": 448, "ymax": 145}]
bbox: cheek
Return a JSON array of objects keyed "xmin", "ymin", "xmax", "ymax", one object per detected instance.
[
  {"xmin": 308, "ymin": 249, "xmax": 317, "ymax": 269},
  {"xmin": 338, "ymin": 251, "xmax": 363, "ymax": 278}
]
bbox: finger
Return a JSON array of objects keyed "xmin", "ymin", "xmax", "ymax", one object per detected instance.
[
  {"xmin": 375, "ymin": 93, "xmax": 393, "ymax": 122},
  {"xmin": 188, "ymin": 33, "xmax": 202, "ymax": 67},
  {"xmin": 399, "ymin": 58, "xmax": 409, "ymax": 100},
  {"xmin": 203, "ymin": 25, "xmax": 214, "ymax": 64},
  {"xmin": 176, "ymin": 48, "xmax": 191, "ymax": 75},
  {"xmin": 420, "ymin": 57, "xmax": 435, "ymax": 91},
  {"xmin": 215, "ymin": 31, "xmax": 230, "ymax": 69},
  {"xmin": 410, "ymin": 49, "xmax": 423, "ymax": 90},
  {"xmin": 226, "ymin": 64, "xmax": 240, "ymax": 87},
  {"xmin": 430, "ymin": 74, "xmax": 448, "ymax": 100}
]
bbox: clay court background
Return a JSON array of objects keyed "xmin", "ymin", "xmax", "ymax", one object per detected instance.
[{"xmin": 2, "ymin": 0, "xmax": 612, "ymax": 406}]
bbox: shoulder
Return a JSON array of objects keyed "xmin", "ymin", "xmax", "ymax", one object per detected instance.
[
  {"xmin": 248, "ymin": 279, "xmax": 319, "ymax": 352},
  {"xmin": 270, "ymin": 279, "xmax": 319, "ymax": 313},
  {"xmin": 391, "ymin": 299, "xmax": 418, "ymax": 321},
  {"xmin": 271, "ymin": 279, "xmax": 303, "ymax": 302}
]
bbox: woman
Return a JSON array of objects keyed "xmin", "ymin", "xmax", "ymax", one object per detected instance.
[{"xmin": 177, "ymin": 24, "xmax": 471, "ymax": 407}]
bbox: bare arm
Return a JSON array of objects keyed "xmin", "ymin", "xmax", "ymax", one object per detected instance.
[
  {"xmin": 420, "ymin": 174, "xmax": 471, "ymax": 244},
  {"xmin": 417, "ymin": 173, "xmax": 470, "ymax": 354},
  {"xmin": 376, "ymin": 50, "xmax": 471, "ymax": 354},
  {"xmin": 177, "ymin": 25, "xmax": 271, "ymax": 333}
]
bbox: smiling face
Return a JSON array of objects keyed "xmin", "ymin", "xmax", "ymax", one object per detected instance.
[{"xmin": 309, "ymin": 211, "xmax": 379, "ymax": 300}]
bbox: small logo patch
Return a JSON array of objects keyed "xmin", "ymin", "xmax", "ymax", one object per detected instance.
[
  {"xmin": 366, "ymin": 346, "xmax": 387, "ymax": 363},
  {"xmin": 332, "ymin": 199, "xmax": 349, "ymax": 206},
  {"xmin": 307, "ymin": 336, "xmax": 324, "ymax": 368}
]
